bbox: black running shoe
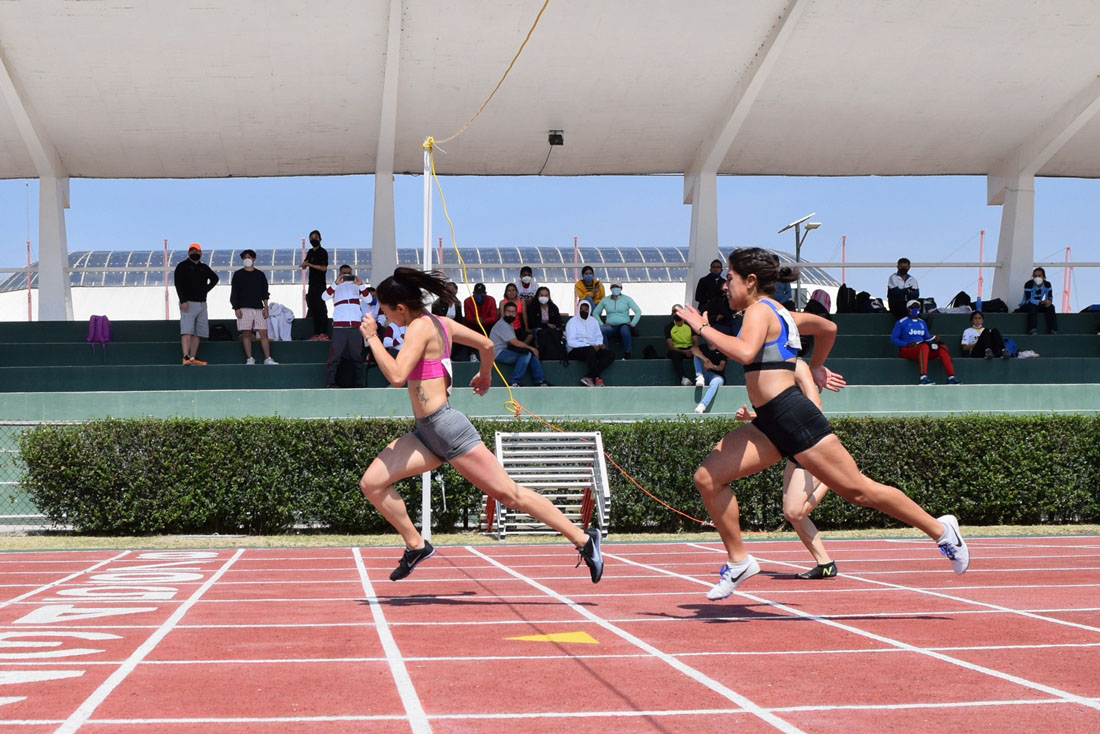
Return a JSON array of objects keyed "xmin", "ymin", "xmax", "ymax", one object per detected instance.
[
  {"xmin": 795, "ymin": 561, "xmax": 837, "ymax": 580},
  {"xmin": 575, "ymin": 528, "xmax": 604, "ymax": 583},
  {"xmin": 389, "ymin": 541, "xmax": 435, "ymax": 581}
]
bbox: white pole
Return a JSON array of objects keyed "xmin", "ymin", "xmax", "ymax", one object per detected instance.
[{"xmin": 420, "ymin": 145, "xmax": 433, "ymax": 542}]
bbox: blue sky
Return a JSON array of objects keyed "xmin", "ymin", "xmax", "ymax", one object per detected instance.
[{"xmin": 1, "ymin": 174, "xmax": 1097, "ymax": 309}]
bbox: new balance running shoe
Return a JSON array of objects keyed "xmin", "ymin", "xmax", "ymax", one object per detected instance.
[
  {"xmin": 389, "ymin": 541, "xmax": 435, "ymax": 581},
  {"xmin": 936, "ymin": 515, "xmax": 969, "ymax": 575},
  {"xmin": 795, "ymin": 561, "xmax": 838, "ymax": 580},
  {"xmin": 575, "ymin": 528, "xmax": 603, "ymax": 583},
  {"xmin": 706, "ymin": 555, "xmax": 760, "ymax": 600}
]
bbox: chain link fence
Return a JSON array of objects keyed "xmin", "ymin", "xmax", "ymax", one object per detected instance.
[{"xmin": 0, "ymin": 422, "xmax": 63, "ymax": 532}]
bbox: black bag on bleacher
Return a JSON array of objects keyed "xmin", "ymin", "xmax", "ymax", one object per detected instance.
[
  {"xmin": 948, "ymin": 290, "xmax": 972, "ymax": 309},
  {"xmin": 836, "ymin": 284, "xmax": 857, "ymax": 313},
  {"xmin": 982, "ymin": 298, "xmax": 1008, "ymax": 313},
  {"xmin": 536, "ymin": 328, "xmax": 567, "ymax": 364}
]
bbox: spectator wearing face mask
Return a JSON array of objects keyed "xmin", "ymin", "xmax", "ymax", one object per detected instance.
[
  {"xmin": 961, "ymin": 311, "xmax": 1009, "ymax": 360},
  {"xmin": 490, "ymin": 301, "xmax": 549, "ymax": 387},
  {"xmin": 517, "ymin": 266, "xmax": 539, "ymax": 304},
  {"xmin": 300, "ymin": 230, "xmax": 329, "ymax": 339},
  {"xmin": 665, "ymin": 305, "xmax": 701, "ymax": 386},
  {"xmin": 574, "ymin": 265, "xmax": 605, "ymax": 307},
  {"xmin": 463, "ymin": 282, "xmax": 499, "ymax": 332},
  {"xmin": 1019, "ymin": 267, "xmax": 1058, "ymax": 335},
  {"xmin": 565, "ymin": 298, "xmax": 615, "ymax": 386},
  {"xmin": 694, "ymin": 259, "xmax": 725, "ymax": 309},
  {"xmin": 594, "ymin": 283, "xmax": 642, "ymax": 358},
  {"xmin": 526, "ymin": 286, "xmax": 563, "ymax": 334},
  {"xmin": 886, "ymin": 257, "xmax": 920, "ymax": 318},
  {"xmin": 174, "ymin": 243, "xmax": 219, "ymax": 365},
  {"xmin": 891, "ymin": 299, "xmax": 960, "ymax": 386},
  {"xmin": 230, "ymin": 249, "xmax": 277, "ymax": 366},
  {"xmin": 500, "ymin": 283, "xmax": 525, "ymax": 331}
]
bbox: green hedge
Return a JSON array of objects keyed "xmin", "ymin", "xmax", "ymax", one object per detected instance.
[{"xmin": 17, "ymin": 415, "xmax": 1100, "ymax": 535}]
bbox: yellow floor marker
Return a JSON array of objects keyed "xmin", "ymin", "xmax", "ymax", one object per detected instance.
[{"xmin": 506, "ymin": 631, "xmax": 598, "ymax": 644}]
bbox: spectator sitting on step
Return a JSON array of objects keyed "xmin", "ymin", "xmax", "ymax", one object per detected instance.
[
  {"xmin": 594, "ymin": 283, "xmax": 641, "ymax": 359},
  {"xmin": 463, "ymin": 282, "xmax": 498, "ymax": 333},
  {"xmin": 322, "ymin": 264, "xmax": 369, "ymax": 386},
  {"xmin": 886, "ymin": 257, "xmax": 920, "ymax": 318},
  {"xmin": 526, "ymin": 286, "xmax": 563, "ymax": 336},
  {"xmin": 891, "ymin": 299, "xmax": 960, "ymax": 386},
  {"xmin": 1018, "ymin": 267, "xmax": 1059, "ymax": 334},
  {"xmin": 517, "ymin": 265, "xmax": 539, "ymax": 305},
  {"xmin": 961, "ymin": 311, "xmax": 1009, "ymax": 360},
  {"xmin": 381, "ymin": 319, "xmax": 405, "ymax": 360},
  {"xmin": 490, "ymin": 301, "xmax": 549, "ymax": 387},
  {"xmin": 694, "ymin": 259, "xmax": 725, "ymax": 308},
  {"xmin": 574, "ymin": 265, "xmax": 605, "ymax": 307},
  {"xmin": 565, "ymin": 298, "xmax": 615, "ymax": 386},
  {"xmin": 665, "ymin": 304, "xmax": 701, "ymax": 386},
  {"xmin": 432, "ymin": 281, "xmax": 474, "ymax": 362},
  {"xmin": 230, "ymin": 249, "xmax": 278, "ymax": 366},
  {"xmin": 500, "ymin": 282, "xmax": 525, "ymax": 332},
  {"xmin": 690, "ymin": 342, "xmax": 726, "ymax": 414}
]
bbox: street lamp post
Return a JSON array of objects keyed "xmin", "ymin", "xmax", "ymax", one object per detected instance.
[{"xmin": 778, "ymin": 214, "xmax": 821, "ymax": 308}]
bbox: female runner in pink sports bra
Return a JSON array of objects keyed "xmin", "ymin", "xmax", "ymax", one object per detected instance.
[{"xmin": 358, "ymin": 267, "xmax": 603, "ymax": 583}]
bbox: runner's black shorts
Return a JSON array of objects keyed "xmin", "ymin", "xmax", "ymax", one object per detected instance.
[{"xmin": 751, "ymin": 385, "xmax": 833, "ymax": 458}]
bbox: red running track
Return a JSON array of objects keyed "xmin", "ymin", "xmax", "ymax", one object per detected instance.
[{"xmin": 0, "ymin": 536, "xmax": 1099, "ymax": 733}]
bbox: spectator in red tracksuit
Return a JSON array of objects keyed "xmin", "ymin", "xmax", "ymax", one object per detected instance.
[
  {"xmin": 463, "ymin": 282, "xmax": 498, "ymax": 332},
  {"xmin": 890, "ymin": 299, "xmax": 960, "ymax": 386}
]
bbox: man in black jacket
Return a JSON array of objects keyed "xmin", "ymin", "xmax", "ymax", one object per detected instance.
[
  {"xmin": 174, "ymin": 243, "xmax": 219, "ymax": 365},
  {"xmin": 694, "ymin": 259, "xmax": 725, "ymax": 308},
  {"xmin": 301, "ymin": 229, "xmax": 329, "ymax": 339},
  {"xmin": 230, "ymin": 249, "xmax": 277, "ymax": 365}
]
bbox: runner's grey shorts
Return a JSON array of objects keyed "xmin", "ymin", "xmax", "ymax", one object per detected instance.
[{"xmin": 412, "ymin": 403, "xmax": 483, "ymax": 460}]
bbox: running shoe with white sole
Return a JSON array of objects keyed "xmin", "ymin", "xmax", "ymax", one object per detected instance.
[
  {"xmin": 936, "ymin": 514, "xmax": 969, "ymax": 574},
  {"xmin": 706, "ymin": 555, "xmax": 760, "ymax": 600},
  {"xmin": 575, "ymin": 528, "xmax": 604, "ymax": 583},
  {"xmin": 389, "ymin": 541, "xmax": 435, "ymax": 581}
]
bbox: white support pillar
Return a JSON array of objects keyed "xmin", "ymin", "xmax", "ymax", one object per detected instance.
[
  {"xmin": 990, "ymin": 175, "xmax": 1034, "ymax": 304},
  {"xmin": 681, "ymin": 0, "xmax": 806, "ymax": 306},
  {"xmin": 684, "ymin": 173, "xmax": 718, "ymax": 306},
  {"xmin": 38, "ymin": 177, "xmax": 73, "ymax": 320},
  {"xmin": 0, "ymin": 44, "xmax": 72, "ymax": 319},
  {"xmin": 987, "ymin": 75, "xmax": 1100, "ymax": 303},
  {"xmin": 370, "ymin": 0, "xmax": 402, "ymax": 282}
]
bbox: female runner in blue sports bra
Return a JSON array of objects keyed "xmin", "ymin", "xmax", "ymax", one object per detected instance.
[
  {"xmin": 676, "ymin": 248, "xmax": 969, "ymax": 601},
  {"xmin": 358, "ymin": 268, "xmax": 602, "ymax": 583}
]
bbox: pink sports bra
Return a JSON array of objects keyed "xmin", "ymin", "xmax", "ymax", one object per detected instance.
[{"xmin": 407, "ymin": 314, "xmax": 453, "ymax": 392}]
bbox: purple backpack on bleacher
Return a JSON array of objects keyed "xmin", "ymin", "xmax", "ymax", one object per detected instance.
[{"xmin": 87, "ymin": 314, "xmax": 112, "ymax": 354}]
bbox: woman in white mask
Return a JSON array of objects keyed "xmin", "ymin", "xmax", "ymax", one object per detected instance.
[{"xmin": 1019, "ymin": 267, "xmax": 1058, "ymax": 335}]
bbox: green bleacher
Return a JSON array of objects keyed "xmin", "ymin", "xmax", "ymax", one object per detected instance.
[{"xmin": 0, "ymin": 312, "xmax": 1096, "ymax": 392}]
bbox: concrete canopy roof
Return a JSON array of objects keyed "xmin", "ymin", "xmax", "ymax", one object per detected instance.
[{"xmin": 1, "ymin": 0, "xmax": 1098, "ymax": 180}]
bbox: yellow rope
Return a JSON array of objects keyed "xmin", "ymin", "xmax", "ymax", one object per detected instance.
[
  {"xmin": 432, "ymin": 0, "xmax": 552, "ymax": 146},
  {"xmin": 426, "ymin": 142, "xmax": 519, "ymax": 415}
]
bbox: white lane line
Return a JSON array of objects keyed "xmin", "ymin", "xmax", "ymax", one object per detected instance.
[
  {"xmin": 5, "ymin": 698, "xmax": 1095, "ymax": 727},
  {"xmin": 352, "ymin": 547, "xmax": 430, "ymax": 734},
  {"xmin": 0, "ymin": 551, "xmax": 130, "ymax": 610},
  {"xmin": 754, "ymin": 554, "xmax": 1100, "ymax": 635},
  {"xmin": 53, "ymin": 549, "xmax": 245, "ymax": 734},
  {"xmin": 465, "ymin": 545, "xmax": 805, "ymax": 734},
  {"xmin": 614, "ymin": 548, "xmax": 1100, "ymax": 712}
]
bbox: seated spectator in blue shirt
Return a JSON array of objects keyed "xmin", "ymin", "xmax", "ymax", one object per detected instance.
[
  {"xmin": 886, "ymin": 257, "xmax": 920, "ymax": 317},
  {"xmin": 891, "ymin": 299, "xmax": 959, "ymax": 386},
  {"xmin": 594, "ymin": 283, "xmax": 641, "ymax": 358},
  {"xmin": 490, "ymin": 301, "xmax": 548, "ymax": 387},
  {"xmin": 1018, "ymin": 267, "xmax": 1058, "ymax": 334}
]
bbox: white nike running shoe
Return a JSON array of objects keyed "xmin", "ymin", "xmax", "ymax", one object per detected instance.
[
  {"xmin": 936, "ymin": 514, "xmax": 970, "ymax": 575},
  {"xmin": 706, "ymin": 555, "xmax": 761, "ymax": 600}
]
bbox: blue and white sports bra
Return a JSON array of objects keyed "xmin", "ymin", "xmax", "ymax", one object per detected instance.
[{"xmin": 741, "ymin": 299, "xmax": 801, "ymax": 372}]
